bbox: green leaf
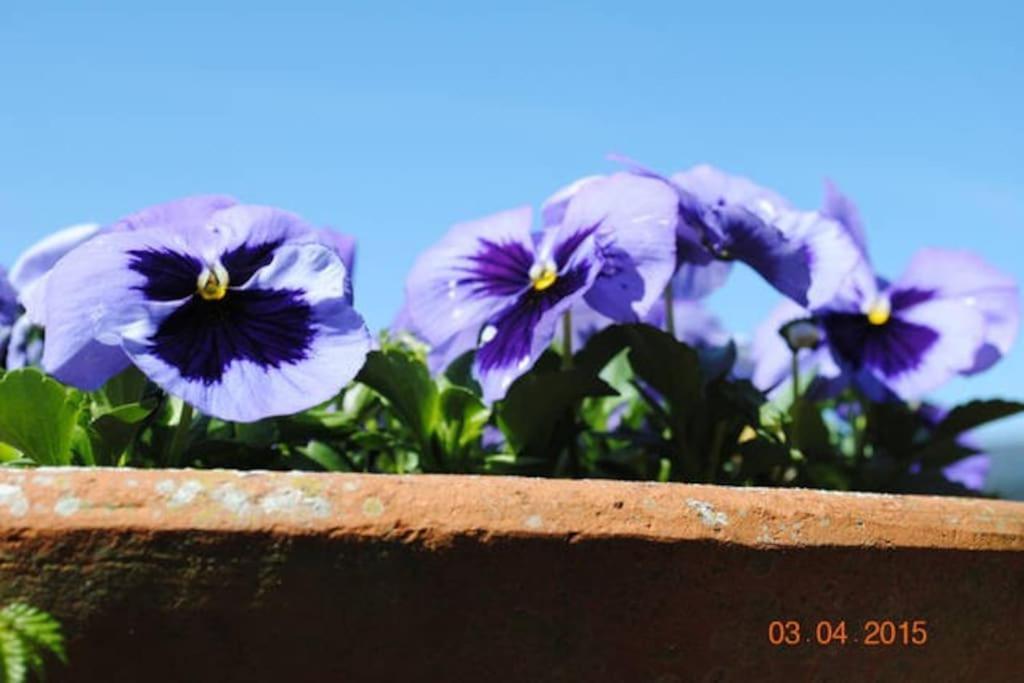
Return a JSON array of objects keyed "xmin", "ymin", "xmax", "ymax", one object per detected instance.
[
  {"xmin": 299, "ymin": 441, "xmax": 353, "ymax": 472},
  {"xmin": 437, "ymin": 386, "xmax": 490, "ymax": 453},
  {"xmin": 357, "ymin": 349, "xmax": 439, "ymax": 446},
  {"xmin": 0, "ymin": 370, "xmax": 83, "ymax": 466},
  {"xmin": 933, "ymin": 399, "xmax": 1024, "ymax": 439},
  {"xmin": 498, "ymin": 367, "xmax": 616, "ymax": 454},
  {"xmin": 86, "ymin": 401, "xmax": 159, "ymax": 466},
  {"xmin": 96, "ymin": 366, "xmax": 149, "ymax": 408},
  {"xmin": 620, "ymin": 324, "xmax": 701, "ymax": 415},
  {"xmin": 443, "ymin": 351, "xmax": 482, "ymax": 396},
  {"xmin": 789, "ymin": 400, "xmax": 832, "ymax": 458}
]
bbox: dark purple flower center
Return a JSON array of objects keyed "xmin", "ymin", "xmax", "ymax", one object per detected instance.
[
  {"xmin": 128, "ymin": 242, "xmax": 315, "ymax": 385},
  {"xmin": 821, "ymin": 312, "xmax": 939, "ymax": 379},
  {"xmin": 476, "ymin": 263, "xmax": 591, "ymax": 373}
]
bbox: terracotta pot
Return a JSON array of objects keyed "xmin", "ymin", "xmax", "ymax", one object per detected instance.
[{"xmin": 0, "ymin": 468, "xmax": 1020, "ymax": 682}]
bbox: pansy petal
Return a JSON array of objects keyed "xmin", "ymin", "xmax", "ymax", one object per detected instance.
[
  {"xmin": 48, "ymin": 340, "xmax": 132, "ymax": 391},
  {"xmin": 671, "ymin": 260, "xmax": 733, "ymax": 300},
  {"xmin": 120, "ymin": 243, "xmax": 370, "ymax": 422},
  {"xmin": 205, "ymin": 205, "xmax": 325, "ymax": 282},
  {"xmin": 108, "ymin": 195, "xmax": 238, "ymax": 233},
  {"xmin": 561, "ymin": 173, "xmax": 678, "ymax": 322},
  {"xmin": 405, "ymin": 207, "xmax": 535, "ymax": 346},
  {"xmin": 315, "ymin": 228, "xmax": 357, "ymax": 303},
  {"xmin": 671, "ymin": 164, "xmax": 792, "ymax": 221},
  {"xmin": 942, "ymin": 454, "xmax": 990, "ymax": 492},
  {"xmin": 316, "ymin": 228, "xmax": 356, "ymax": 275},
  {"xmin": 8, "ymin": 223, "xmax": 102, "ymax": 296},
  {"xmin": 774, "ymin": 210, "xmax": 872, "ymax": 310},
  {"xmin": 707, "ymin": 205, "xmax": 814, "ymax": 305},
  {"xmin": 540, "ymin": 175, "xmax": 603, "ymax": 227},
  {"xmin": 821, "ymin": 179, "xmax": 869, "ymax": 256},
  {"xmin": 871, "ymin": 299, "xmax": 985, "ymax": 398},
  {"xmin": 891, "ymin": 248, "xmax": 1019, "ymax": 374},
  {"xmin": 426, "ymin": 326, "xmax": 479, "ymax": 375}
]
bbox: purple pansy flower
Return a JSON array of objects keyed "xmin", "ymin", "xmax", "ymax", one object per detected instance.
[
  {"xmin": 610, "ymin": 156, "xmax": 862, "ymax": 308},
  {"xmin": 405, "ymin": 206, "xmax": 601, "ymax": 401},
  {"xmin": 37, "ymin": 204, "xmax": 371, "ymax": 421},
  {"xmin": 670, "ymin": 164, "xmax": 863, "ymax": 309},
  {"xmin": 24, "ymin": 196, "xmax": 360, "ymax": 389},
  {"xmin": 751, "ymin": 184, "xmax": 1019, "ymax": 399}
]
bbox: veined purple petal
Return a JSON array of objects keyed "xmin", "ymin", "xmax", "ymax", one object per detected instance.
[
  {"xmin": 560, "ymin": 173, "xmax": 678, "ymax": 322},
  {"xmin": 405, "ymin": 207, "xmax": 535, "ymax": 347},
  {"xmin": 891, "ymin": 248, "xmax": 1019, "ymax": 374}
]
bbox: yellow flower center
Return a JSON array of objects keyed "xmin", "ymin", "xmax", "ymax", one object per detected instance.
[
  {"xmin": 197, "ymin": 264, "xmax": 230, "ymax": 301},
  {"xmin": 865, "ymin": 297, "xmax": 891, "ymax": 326},
  {"xmin": 530, "ymin": 262, "xmax": 558, "ymax": 291}
]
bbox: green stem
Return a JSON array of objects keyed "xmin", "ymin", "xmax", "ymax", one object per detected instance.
[
  {"xmin": 168, "ymin": 402, "xmax": 194, "ymax": 468},
  {"xmin": 789, "ymin": 351, "xmax": 801, "ymax": 446},
  {"xmin": 663, "ymin": 285, "xmax": 676, "ymax": 338},
  {"xmin": 790, "ymin": 351, "xmax": 801, "ymax": 406},
  {"xmin": 854, "ymin": 393, "xmax": 870, "ymax": 463},
  {"xmin": 561, "ymin": 310, "xmax": 573, "ymax": 369}
]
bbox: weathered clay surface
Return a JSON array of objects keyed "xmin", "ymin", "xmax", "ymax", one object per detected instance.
[{"xmin": 0, "ymin": 468, "xmax": 1021, "ymax": 681}]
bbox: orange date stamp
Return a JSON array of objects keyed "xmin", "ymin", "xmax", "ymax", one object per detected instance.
[{"xmin": 768, "ymin": 620, "xmax": 928, "ymax": 647}]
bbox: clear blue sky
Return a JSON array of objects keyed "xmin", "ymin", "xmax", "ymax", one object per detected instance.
[{"xmin": 2, "ymin": 2, "xmax": 1022, "ymax": 452}]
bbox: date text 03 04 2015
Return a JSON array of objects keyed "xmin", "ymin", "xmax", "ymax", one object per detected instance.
[{"xmin": 767, "ymin": 620, "xmax": 928, "ymax": 647}]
